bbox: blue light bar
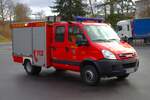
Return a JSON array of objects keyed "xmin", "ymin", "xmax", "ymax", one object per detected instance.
[{"xmin": 75, "ymin": 16, "xmax": 104, "ymax": 22}]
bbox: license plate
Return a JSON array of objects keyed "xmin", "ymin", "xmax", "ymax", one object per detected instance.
[{"xmin": 126, "ymin": 68, "xmax": 135, "ymax": 73}]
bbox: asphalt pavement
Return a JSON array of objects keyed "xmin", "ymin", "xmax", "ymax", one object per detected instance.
[{"xmin": 0, "ymin": 44, "xmax": 150, "ymax": 100}]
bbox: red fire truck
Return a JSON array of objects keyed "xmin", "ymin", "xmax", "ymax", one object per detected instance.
[{"xmin": 11, "ymin": 16, "xmax": 139, "ymax": 85}]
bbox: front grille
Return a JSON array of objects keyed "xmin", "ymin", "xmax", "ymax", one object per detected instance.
[
  {"xmin": 119, "ymin": 53, "xmax": 136, "ymax": 59},
  {"xmin": 123, "ymin": 62, "xmax": 136, "ymax": 68}
]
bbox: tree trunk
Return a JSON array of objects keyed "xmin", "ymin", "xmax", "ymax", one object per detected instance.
[
  {"xmin": 0, "ymin": 0, "xmax": 5, "ymax": 21},
  {"xmin": 104, "ymin": 5, "xmax": 107, "ymax": 19},
  {"xmin": 89, "ymin": 0, "xmax": 94, "ymax": 16}
]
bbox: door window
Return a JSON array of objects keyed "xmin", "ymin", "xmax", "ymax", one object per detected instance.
[
  {"xmin": 68, "ymin": 26, "xmax": 85, "ymax": 43},
  {"xmin": 117, "ymin": 25, "xmax": 122, "ymax": 31},
  {"xmin": 55, "ymin": 26, "xmax": 65, "ymax": 42}
]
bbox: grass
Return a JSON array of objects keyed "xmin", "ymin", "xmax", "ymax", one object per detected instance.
[{"xmin": 0, "ymin": 35, "xmax": 9, "ymax": 43}]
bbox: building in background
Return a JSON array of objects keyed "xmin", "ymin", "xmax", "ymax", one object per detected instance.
[{"xmin": 135, "ymin": 0, "xmax": 150, "ymax": 18}]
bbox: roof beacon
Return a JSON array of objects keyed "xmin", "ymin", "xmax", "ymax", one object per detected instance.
[{"xmin": 75, "ymin": 16, "xmax": 104, "ymax": 23}]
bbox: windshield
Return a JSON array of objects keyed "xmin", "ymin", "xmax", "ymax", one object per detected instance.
[{"xmin": 84, "ymin": 25, "xmax": 120, "ymax": 42}]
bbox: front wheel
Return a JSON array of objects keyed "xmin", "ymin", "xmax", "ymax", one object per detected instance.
[
  {"xmin": 81, "ymin": 65, "xmax": 100, "ymax": 86},
  {"xmin": 24, "ymin": 61, "xmax": 41, "ymax": 76}
]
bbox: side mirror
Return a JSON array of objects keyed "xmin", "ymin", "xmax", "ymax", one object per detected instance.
[{"xmin": 76, "ymin": 39, "xmax": 88, "ymax": 46}]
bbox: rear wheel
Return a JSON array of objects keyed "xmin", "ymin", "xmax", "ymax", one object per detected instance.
[
  {"xmin": 117, "ymin": 74, "xmax": 129, "ymax": 80},
  {"xmin": 24, "ymin": 61, "xmax": 41, "ymax": 76},
  {"xmin": 144, "ymin": 38, "xmax": 150, "ymax": 44},
  {"xmin": 81, "ymin": 65, "xmax": 100, "ymax": 86},
  {"xmin": 144, "ymin": 38, "xmax": 148, "ymax": 44}
]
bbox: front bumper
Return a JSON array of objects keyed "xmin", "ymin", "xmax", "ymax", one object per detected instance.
[{"xmin": 95, "ymin": 59, "xmax": 139, "ymax": 77}]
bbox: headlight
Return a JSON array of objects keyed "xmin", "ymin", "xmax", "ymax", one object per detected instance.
[{"xmin": 102, "ymin": 50, "xmax": 116, "ymax": 60}]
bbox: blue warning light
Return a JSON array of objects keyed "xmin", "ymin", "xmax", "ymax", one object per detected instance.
[{"xmin": 74, "ymin": 16, "xmax": 104, "ymax": 22}]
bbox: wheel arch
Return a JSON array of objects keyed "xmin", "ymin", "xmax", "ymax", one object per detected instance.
[
  {"xmin": 23, "ymin": 57, "xmax": 32, "ymax": 66},
  {"xmin": 80, "ymin": 59, "xmax": 101, "ymax": 74}
]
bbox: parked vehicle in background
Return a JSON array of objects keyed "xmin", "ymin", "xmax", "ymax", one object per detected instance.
[
  {"xmin": 11, "ymin": 16, "xmax": 139, "ymax": 86},
  {"xmin": 117, "ymin": 18, "xmax": 150, "ymax": 43}
]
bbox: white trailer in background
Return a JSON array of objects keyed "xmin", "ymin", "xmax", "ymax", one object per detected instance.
[
  {"xmin": 117, "ymin": 20, "xmax": 132, "ymax": 39},
  {"xmin": 117, "ymin": 18, "xmax": 150, "ymax": 43}
]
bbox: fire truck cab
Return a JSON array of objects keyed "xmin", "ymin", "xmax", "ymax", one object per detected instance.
[{"xmin": 11, "ymin": 17, "xmax": 139, "ymax": 85}]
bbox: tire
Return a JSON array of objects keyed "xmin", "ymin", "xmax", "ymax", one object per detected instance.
[
  {"xmin": 117, "ymin": 74, "xmax": 129, "ymax": 80},
  {"xmin": 144, "ymin": 38, "xmax": 150, "ymax": 44},
  {"xmin": 24, "ymin": 61, "xmax": 41, "ymax": 76},
  {"xmin": 144, "ymin": 38, "xmax": 148, "ymax": 44},
  {"xmin": 81, "ymin": 65, "xmax": 100, "ymax": 86}
]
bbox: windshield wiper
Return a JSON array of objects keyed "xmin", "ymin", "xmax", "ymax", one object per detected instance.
[
  {"xmin": 93, "ymin": 39, "xmax": 110, "ymax": 42},
  {"xmin": 93, "ymin": 39, "xmax": 120, "ymax": 42},
  {"xmin": 108, "ymin": 39, "xmax": 119, "ymax": 41}
]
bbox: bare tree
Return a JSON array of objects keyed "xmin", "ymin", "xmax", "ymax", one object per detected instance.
[
  {"xmin": 7, "ymin": 0, "xmax": 14, "ymax": 22},
  {"xmin": 139, "ymin": 6, "xmax": 150, "ymax": 18},
  {"xmin": 137, "ymin": 0, "xmax": 150, "ymax": 18},
  {"xmin": 36, "ymin": 10, "xmax": 45, "ymax": 20},
  {"xmin": 89, "ymin": 0, "xmax": 94, "ymax": 16},
  {"xmin": 0, "ymin": 0, "xmax": 14, "ymax": 21},
  {"xmin": 117, "ymin": 0, "xmax": 135, "ymax": 15},
  {"xmin": 95, "ymin": 0, "xmax": 135, "ymax": 17},
  {"xmin": 14, "ymin": 3, "xmax": 31, "ymax": 22}
]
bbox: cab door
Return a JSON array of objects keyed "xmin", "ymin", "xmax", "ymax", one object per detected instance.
[
  {"xmin": 51, "ymin": 23, "xmax": 68, "ymax": 69},
  {"xmin": 65, "ymin": 24, "xmax": 87, "ymax": 71}
]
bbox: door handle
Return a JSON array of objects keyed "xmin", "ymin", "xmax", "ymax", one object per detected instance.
[
  {"xmin": 65, "ymin": 47, "xmax": 69, "ymax": 52},
  {"xmin": 51, "ymin": 46, "xmax": 56, "ymax": 50}
]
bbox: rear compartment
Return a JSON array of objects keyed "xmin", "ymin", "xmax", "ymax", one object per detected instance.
[{"xmin": 12, "ymin": 22, "xmax": 48, "ymax": 67}]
